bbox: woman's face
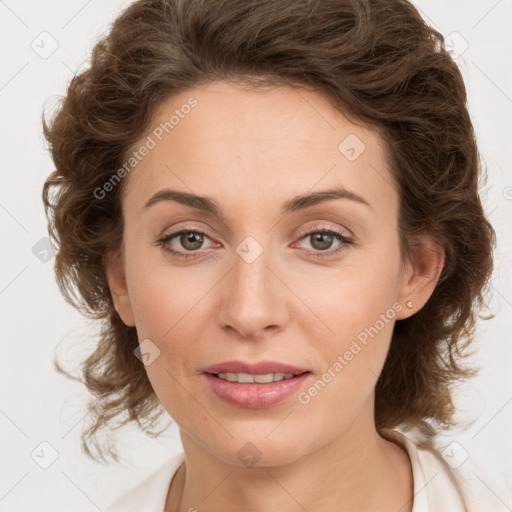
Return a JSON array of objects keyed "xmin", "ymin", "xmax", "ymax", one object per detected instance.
[{"xmin": 107, "ymin": 80, "xmax": 434, "ymax": 466}]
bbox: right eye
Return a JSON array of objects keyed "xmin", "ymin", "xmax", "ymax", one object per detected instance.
[{"xmin": 156, "ymin": 229, "xmax": 216, "ymax": 259}]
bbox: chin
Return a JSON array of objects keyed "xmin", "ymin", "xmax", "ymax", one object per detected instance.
[{"xmin": 197, "ymin": 428, "xmax": 311, "ymax": 469}]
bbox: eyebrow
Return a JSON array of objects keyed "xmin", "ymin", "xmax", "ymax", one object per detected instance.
[{"xmin": 142, "ymin": 186, "xmax": 371, "ymax": 215}]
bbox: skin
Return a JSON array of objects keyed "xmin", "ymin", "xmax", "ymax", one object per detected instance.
[{"xmin": 106, "ymin": 80, "xmax": 444, "ymax": 512}]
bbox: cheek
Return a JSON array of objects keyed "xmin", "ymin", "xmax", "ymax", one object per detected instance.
[
  {"xmin": 293, "ymin": 274, "xmax": 400, "ymax": 437},
  {"xmin": 295, "ymin": 245, "xmax": 402, "ymax": 393},
  {"xmin": 125, "ymin": 265, "xmax": 210, "ymax": 417},
  {"xmin": 126, "ymin": 256, "xmax": 214, "ymax": 339},
  {"xmin": 124, "ymin": 260, "xmax": 217, "ymax": 394},
  {"xmin": 306, "ymin": 278, "xmax": 398, "ymax": 387},
  {"xmin": 296, "ymin": 248, "xmax": 402, "ymax": 343}
]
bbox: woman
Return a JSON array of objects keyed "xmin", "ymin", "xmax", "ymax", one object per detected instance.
[{"xmin": 42, "ymin": 0, "xmax": 511, "ymax": 510}]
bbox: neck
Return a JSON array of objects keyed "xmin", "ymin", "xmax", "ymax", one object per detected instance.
[{"xmin": 165, "ymin": 408, "xmax": 413, "ymax": 512}]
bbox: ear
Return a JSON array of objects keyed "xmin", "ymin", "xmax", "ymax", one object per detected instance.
[
  {"xmin": 103, "ymin": 248, "xmax": 136, "ymax": 327},
  {"xmin": 395, "ymin": 235, "xmax": 445, "ymax": 320}
]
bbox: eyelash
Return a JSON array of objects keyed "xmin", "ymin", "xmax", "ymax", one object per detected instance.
[{"xmin": 156, "ymin": 226, "xmax": 354, "ymax": 260}]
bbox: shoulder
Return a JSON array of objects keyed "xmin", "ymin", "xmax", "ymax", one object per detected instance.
[
  {"xmin": 386, "ymin": 428, "xmax": 512, "ymax": 512},
  {"xmin": 105, "ymin": 452, "xmax": 185, "ymax": 512}
]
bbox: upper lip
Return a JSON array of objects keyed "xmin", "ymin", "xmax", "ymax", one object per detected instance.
[{"xmin": 203, "ymin": 360, "xmax": 309, "ymax": 375}]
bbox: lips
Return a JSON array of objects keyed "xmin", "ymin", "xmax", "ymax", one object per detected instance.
[{"xmin": 203, "ymin": 360, "xmax": 311, "ymax": 408}]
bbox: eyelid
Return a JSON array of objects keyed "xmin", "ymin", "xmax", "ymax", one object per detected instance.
[
  {"xmin": 158, "ymin": 223, "xmax": 216, "ymax": 242},
  {"xmin": 294, "ymin": 222, "xmax": 354, "ymax": 240}
]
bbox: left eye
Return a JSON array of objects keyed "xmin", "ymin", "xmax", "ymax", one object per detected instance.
[
  {"xmin": 296, "ymin": 229, "xmax": 353, "ymax": 254},
  {"xmin": 294, "ymin": 229, "xmax": 353, "ymax": 258},
  {"xmin": 156, "ymin": 228, "xmax": 353, "ymax": 259}
]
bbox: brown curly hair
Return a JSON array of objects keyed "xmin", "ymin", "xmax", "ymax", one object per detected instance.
[{"xmin": 42, "ymin": 0, "xmax": 496, "ymax": 463}]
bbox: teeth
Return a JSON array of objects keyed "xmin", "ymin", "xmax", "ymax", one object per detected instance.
[{"xmin": 217, "ymin": 372, "xmax": 297, "ymax": 383}]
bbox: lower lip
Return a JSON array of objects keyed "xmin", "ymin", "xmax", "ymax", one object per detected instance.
[{"xmin": 204, "ymin": 373, "xmax": 311, "ymax": 409}]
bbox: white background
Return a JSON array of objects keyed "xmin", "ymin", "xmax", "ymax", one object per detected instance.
[{"xmin": 1, "ymin": 1, "xmax": 511, "ymax": 510}]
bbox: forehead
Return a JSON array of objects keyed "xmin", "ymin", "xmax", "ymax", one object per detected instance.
[{"xmin": 122, "ymin": 80, "xmax": 397, "ymax": 219}]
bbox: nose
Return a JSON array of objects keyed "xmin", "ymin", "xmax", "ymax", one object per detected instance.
[{"xmin": 218, "ymin": 244, "xmax": 290, "ymax": 340}]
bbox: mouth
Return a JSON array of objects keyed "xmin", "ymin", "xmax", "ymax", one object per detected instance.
[{"xmin": 202, "ymin": 361, "xmax": 312, "ymax": 408}]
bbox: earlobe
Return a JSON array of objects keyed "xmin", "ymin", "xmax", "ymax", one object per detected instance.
[
  {"xmin": 395, "ymin": 237, "xmax": 445, "ymax": 320},
  {"xmin": 103, "ymin": 248, "xmax": 136, "ymax": 327}
]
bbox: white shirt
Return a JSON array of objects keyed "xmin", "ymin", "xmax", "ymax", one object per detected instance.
[{"xmin": 105, "ymin": 429, "xmax": 512, "ymax": 512}]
